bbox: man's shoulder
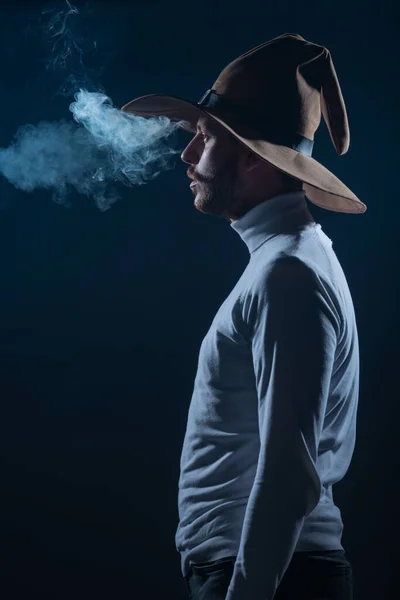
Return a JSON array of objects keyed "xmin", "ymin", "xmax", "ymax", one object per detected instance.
[
  {"xmin": 251, "ymin": 251, "xmax": 319, "ymax": 292},
  {"xmin": 266, "ymin": 254, "xmax": 320, "ymax": 296},
  {"xmin": 248, "ymin": 249, "xmax": 340, "ymax": 318}
]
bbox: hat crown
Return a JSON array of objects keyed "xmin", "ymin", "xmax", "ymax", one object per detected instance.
[{"xmin": 212, "ymin": 33, "xmax": 349, "ymax": 154}]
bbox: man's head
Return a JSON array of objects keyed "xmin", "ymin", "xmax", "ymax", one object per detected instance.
[{"xmin": 181, "ymin": 115, "xmax": 303, "ymax": 222}]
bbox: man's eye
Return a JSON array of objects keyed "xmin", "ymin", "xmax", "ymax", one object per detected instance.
[{"xmin": 202, "ymin": 134, "xmax": 209, "ymax": 143}]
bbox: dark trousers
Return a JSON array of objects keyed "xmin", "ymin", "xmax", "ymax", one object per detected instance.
[{"xmin": 184, "ymin": 550, "xmax": 353, "ymax": 600}]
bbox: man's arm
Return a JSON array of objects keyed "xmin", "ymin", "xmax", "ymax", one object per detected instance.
[{"xmin": 225, "ymin": 256, "xmax": 340, "ymax": 600}]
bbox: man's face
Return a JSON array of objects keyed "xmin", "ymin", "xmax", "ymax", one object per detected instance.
[{"xmin": 181, "ymin": 115, "xmax": 242, "ymax": 220}]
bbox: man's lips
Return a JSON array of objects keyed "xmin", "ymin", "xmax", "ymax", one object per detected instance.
[{"xmin": 190, "ymin": 180, "xmax": 198, "ymax": 188}]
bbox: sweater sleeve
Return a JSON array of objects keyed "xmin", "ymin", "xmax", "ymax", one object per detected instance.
[{"xmin": 225, "ymin": 256, "xmax": 339, "ymax": 600}]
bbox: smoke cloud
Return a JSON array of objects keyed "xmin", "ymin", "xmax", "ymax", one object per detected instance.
[
  {"xmin": 0, "ymin": 2, "xmax": 186, "ymax": 210},
  {"xmin": 0, "ymin": 90, "xmax": 183, "ymax": 211}
]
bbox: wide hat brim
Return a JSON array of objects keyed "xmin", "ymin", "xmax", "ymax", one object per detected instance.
[{"xmin": 121, "ymin": 94, "xmax": 367, "ymax": 214}]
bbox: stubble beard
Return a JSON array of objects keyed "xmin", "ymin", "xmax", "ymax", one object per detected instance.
[{"xmin": 193, "ymin": 161, "xmax": 239, "ymax": 220}]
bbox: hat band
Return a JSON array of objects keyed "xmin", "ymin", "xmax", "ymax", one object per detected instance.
[{"xmin": 198, "ymin": 89, "xmax": 314, "ymax": 157}]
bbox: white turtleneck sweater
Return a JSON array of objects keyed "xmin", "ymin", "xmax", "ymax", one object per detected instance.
[{"xmin": 175, "ymin": 191, "xmax": 360, "ymax": 600}]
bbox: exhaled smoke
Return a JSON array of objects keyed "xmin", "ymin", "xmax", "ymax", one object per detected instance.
[
  {"xmin": 40, "ymin": 0, "xmax": 111, "ymax": 97},
  {"xmin": 44, "ymin": 0, "xmax": 81, "ymax": 72},
  {"xmin": 0, "ymin": 90, "xmax": 183, "ymax": 211}
]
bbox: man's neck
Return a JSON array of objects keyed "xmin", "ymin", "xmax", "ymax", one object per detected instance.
[{"xmin": 229, "ymin": 185, "xmax": 303, "ymax": 222}]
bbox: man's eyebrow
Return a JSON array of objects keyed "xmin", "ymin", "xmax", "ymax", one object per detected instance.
[{"xmin": 197, "ymin": 120, "xmax": 215, "ymax": 134}]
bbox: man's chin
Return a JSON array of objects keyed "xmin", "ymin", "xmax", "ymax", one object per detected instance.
[
  {"xmin": 194, "ymin": 194, "xmax": 224, "ymax": 217},
  {"xmin": 194, "ymin": 190, "xmax": 209, "ymax": 212},
  {"xmin": 194, "ymin": 196, "xmax": 209, "ymax": 215}
]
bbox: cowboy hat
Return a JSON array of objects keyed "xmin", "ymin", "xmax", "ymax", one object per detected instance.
[{"xmin": 121, "ymin": 33, "xmax": 366, "ymax": 214}]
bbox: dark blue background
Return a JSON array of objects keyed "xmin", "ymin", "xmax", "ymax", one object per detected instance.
[{"xmin": 0, "ymin": 0, "xmax": 398, "ymax": 598}]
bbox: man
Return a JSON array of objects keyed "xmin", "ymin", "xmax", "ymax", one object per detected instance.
[{"xmin": 122, "ymin": 33, "xmax": 366, "ymax": 600}]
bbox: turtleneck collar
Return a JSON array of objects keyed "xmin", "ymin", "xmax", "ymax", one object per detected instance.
[{"xmin": 230, "ymin": 191, "xmax": 314, "ymax": 254}]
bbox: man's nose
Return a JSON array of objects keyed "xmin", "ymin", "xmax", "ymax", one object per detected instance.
[{"xmin": 181, "ymin": 137, "xmax": 199, "ymax": 165}]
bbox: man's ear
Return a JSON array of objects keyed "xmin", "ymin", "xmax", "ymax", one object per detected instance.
[{"xmin": 243, "ymin": 150, "xmax": 263, "ymax": 173}]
